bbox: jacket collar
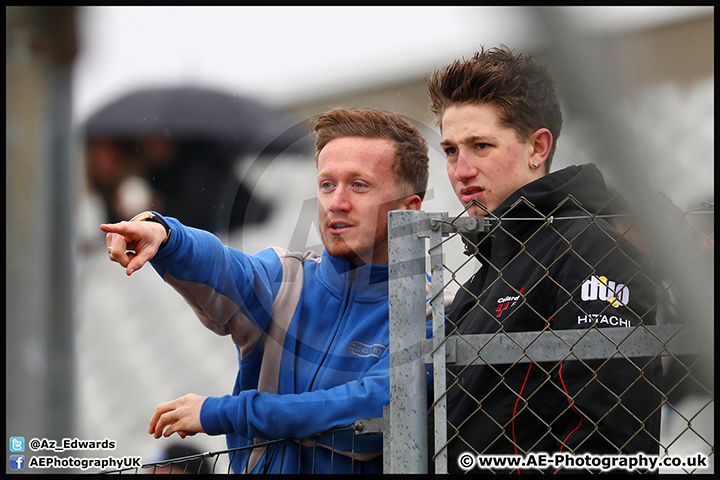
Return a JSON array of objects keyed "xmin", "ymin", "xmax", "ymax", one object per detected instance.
[
  {"xmin": 319, "ymin": 250, "xmax": 389, "ymax": 299},
  {"xmin": 461, "ymin": 163, "xmax": 612, "ymax": 261}
]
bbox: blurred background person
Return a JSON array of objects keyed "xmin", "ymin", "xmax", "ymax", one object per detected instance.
[{"xmin": 83, "ymin": 85, "xmax": 312, "ymax": 234}]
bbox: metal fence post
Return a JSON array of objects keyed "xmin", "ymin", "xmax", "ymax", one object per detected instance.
[
  {"xmin": 7, "ymin": 7, "xmax": 79, "ymax": 474},
  {"xmin": 387, "ymin": 210, "xmax": 429, "ymax": 474},
  {"xmin": 428, "ymin": 213, "xmax": 449, "ymax": 473}
]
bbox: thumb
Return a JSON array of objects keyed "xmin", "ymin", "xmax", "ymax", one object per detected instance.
[{"xmin": 125, "ymin": 247, "xmax": 157, "ymax": 276}]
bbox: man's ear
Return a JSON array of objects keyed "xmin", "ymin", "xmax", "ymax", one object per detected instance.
[
  {"xmin": 403, "ymin": 194, "xmax": 423, "ymax": 211},
  {"xmin": 529, "ymin": 128, "xmax": 553, "ymax": 169}
]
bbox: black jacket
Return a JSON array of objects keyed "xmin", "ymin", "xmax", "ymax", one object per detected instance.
[{"xmin": 446, "ymin": 164, "xmax": 663, "ymax": 474}]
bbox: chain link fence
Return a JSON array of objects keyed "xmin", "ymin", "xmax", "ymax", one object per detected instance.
[
  {"xmin": 97, "ymin": 423, "xmax": 386, "ymax": 474},
  {"xmin": 386, "ymin": 196, "xmax": 713, "ymax": 475}
]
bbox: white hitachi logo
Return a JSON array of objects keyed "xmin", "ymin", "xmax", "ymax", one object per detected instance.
[
  {"xmin": 577, "ymin": 313, "xmax": 633, "ymax": 327},
  {"xmin": 581, "ymin": 275, "xmax": 630, "ymax": 308}
]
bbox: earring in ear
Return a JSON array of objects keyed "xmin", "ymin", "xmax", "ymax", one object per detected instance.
[{"xmin": 532, "ymin": 160, "xmax": 540, "ymax": 168}]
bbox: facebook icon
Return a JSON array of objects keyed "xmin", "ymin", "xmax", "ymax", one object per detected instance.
[{"xmin": 10, "ymin": 454, "xmax": 25, "ymax": 470}]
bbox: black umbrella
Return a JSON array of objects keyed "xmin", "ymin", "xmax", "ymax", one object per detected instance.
[
  {"xmin": 82, "ymin": 86, "xmax": 312, "ymax": 233},
  {"xmin": 83, "ymin": 85, "xmax": 310, "ymax": 154}
]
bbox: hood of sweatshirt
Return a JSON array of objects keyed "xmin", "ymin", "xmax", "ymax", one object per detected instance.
[{"xmin": 460, "ymin": 163, "xmax": 617, "ymax": 258}]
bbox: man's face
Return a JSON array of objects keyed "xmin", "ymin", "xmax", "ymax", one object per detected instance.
[
  {"xmin": 317, "ymin": 136, "xmax": 419, "ymax": 265},
  {"xmin": 441, "ymin": 103, "xmax": 546, "ymax": 217}
]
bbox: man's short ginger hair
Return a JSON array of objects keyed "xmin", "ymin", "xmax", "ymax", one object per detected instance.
[
  {"xmin": 312, "ymin": 107, "xmax": 429, "ymax": 200},
  {"xmin": 427, "ymin": 45, "xmax": 563, "ymax": 172}
]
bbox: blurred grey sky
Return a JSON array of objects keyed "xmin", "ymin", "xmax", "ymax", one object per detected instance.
[{"xmin": 71, "ymin": 6, "xmax": 712, "ymax": 126}]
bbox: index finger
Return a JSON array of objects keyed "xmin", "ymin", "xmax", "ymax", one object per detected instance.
[
  {"xmin": 101, "ymin": 222, "xmax": 137, "ymax": 250},
  {"xmin": 100, "ymin": 221, "xmax": 130, "ymax": 234}
]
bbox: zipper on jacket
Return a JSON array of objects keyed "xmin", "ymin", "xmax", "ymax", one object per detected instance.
[{"xmin": 308, "ymin": 265, "xmax": 356, "ymax": 391}]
